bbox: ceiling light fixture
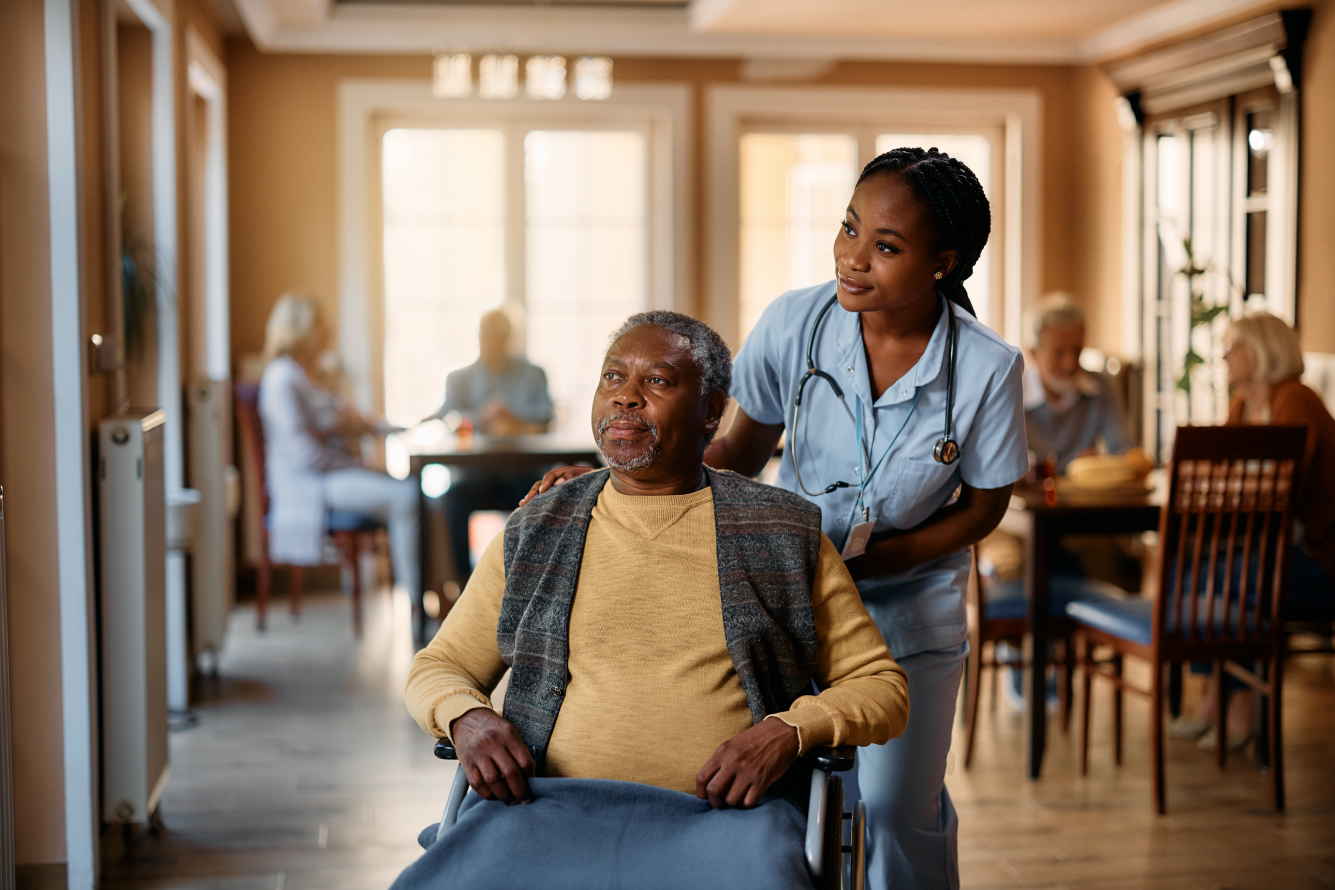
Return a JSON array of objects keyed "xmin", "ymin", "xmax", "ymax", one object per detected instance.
[
  {"xmin": 526, "ymin": 56, "xmax": 567, "ymax": 100},
  {"xmin": 574, "ymin": 57, "xmax": 613, "ymax": 101},
  {"xmin": 480, "ymin": 54, "xmax": 519, "ymax": 99},
  {"xmin": 432, "ymin": 53, "xmax": 472, "ymax": 98}
]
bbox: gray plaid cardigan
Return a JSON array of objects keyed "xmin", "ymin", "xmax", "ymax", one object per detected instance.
[{"xmin": 497, "ymin": 467, "xmax": 823, "ymax": 765}]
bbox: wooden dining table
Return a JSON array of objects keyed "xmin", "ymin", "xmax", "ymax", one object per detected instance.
[
  {"xmin": 406, "ymin": 430, "xmax": 603, "ymax": 643},
  {"xmin": 995, "ymin": 474, "xmax": 1165, "ymax": 779}
]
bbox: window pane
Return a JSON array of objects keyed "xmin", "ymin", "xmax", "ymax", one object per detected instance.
[
  {"xmin": 739, "ymin": 133, "xmax": 857, "ymax": 342},
  {"xmin": 526, "ymin": 129, "xmax": 647, "ymax": 433},
  {"xmin": 1246, "ymin": 210, "xmax": 1267, "ymax": 303},
  {"xmin": 1246, "ymin": 109, "xmax": 1273, "ymax": 196},
  {"xmin": 875, "ymin": 134, "xmax": 992, "ymax": 327},
  {"xmin": 381, "ymin": 128, "xmax": 506, "ymax": 425}
]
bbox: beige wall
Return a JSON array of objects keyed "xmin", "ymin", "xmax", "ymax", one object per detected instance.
[
  {"xmin": 226, "ymin": 44, "xmax": 1093, "ymax": 364},
  {"xmin": 1298, "ymin": 0, "xmax": 1335, "ymax": 352},
  {"xmin": 1070, "ymin": 0, "xmax": 1335, "ymax": 356},
  {"xmin": 0, "ymin": 0, "xmax": 229, "ymax": 870},
  {"xmin": 0, "ymin": 0, "xmax": 70, "ymax": 866}
]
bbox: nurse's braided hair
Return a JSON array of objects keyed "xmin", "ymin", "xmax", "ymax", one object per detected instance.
[{"xmin": 856, "ymin": 147, "xmax": 990, "ymax": 318}]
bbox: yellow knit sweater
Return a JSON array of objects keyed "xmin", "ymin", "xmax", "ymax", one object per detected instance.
[{"xmin": 405, "ymin": 484, "xmax": 909, "ymax": 795}]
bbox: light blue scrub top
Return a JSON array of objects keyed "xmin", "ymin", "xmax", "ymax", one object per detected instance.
[{"xmin": 732, "ymin": 282, "xmax": 1029, "ymax": 658}]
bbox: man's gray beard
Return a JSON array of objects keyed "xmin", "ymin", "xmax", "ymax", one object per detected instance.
[{"xmin": 596, "ymin": 411, "xmax": 662, "ymax": 471}]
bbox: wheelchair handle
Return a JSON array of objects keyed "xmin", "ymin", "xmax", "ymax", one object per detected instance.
[
  {"xmin": 434, "ymin": 738, "xmax": 458, "ymax": 760},
  {"xmin": 812, "ymin": 745, "xmax": 855, "ymax": 773}
]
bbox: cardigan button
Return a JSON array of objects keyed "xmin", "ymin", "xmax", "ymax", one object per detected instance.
[{"xmin": 549, "ymin": 685, "xmax": 564, "ymax": 697}]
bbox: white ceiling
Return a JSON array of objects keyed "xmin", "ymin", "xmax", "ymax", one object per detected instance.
[{"xmin": 228, "ymin": 0, "xmax": 1280, "ymax": 63}]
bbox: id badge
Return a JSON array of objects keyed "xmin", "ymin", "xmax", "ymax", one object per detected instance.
[{"xmin": 841, "ymin": 521, "xmax": 874, "ymax": 561}]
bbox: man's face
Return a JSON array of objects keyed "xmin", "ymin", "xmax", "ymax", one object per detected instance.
[
  {"xmin": 1029, "ymin": 323, "xmax": 1085, "ymax": 395},
  {"xmin": 592, "ymin": 325, "xmax": 720, "ymax": 477},
  {"xmin": 479, "ymin": 313, "xmax": 511, "ymax": 364}
]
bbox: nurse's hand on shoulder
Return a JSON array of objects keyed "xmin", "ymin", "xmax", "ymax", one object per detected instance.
[{"xmin": 519, "ymin": 465, "xmax": 594, "ymax": 506}]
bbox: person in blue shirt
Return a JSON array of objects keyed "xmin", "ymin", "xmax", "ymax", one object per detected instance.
[
  {"xmin": 1022, "ymin": 294, "xmax": 1130, "ymax": 474},
  {"xmin": 428, "ymin": 309, "xmax": 554, "ymax": 581},
  {"xmin": 523, "ymin": 147, "xmax": 1027, "ymax": 889}
]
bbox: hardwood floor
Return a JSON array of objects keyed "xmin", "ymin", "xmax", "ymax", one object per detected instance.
[
  {"xmin": 102, "ymin": 591, "xmax": 455, "ymax": 890},
  {"xmin": 103, "ymin": 589, "xmax": 1335, "ymax": 889},
  {"xmin": 952, "ymin": 652, "xmax": 1335, "ymax": 889}
]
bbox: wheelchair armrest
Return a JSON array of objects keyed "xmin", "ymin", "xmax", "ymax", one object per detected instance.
[
  {"xmin": 434, "ymin": 738, "xmax": 458, "ymax": 760},
  {"xmin": 812, "ymin": 745, "xmax": 855, "ymax": 773}
]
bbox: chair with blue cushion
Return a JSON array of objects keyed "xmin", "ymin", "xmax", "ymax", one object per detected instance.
[
  {"xmin": 962, "ymin": 555, "xmax": 1126, "ymax": 767},
  {"xmin": 1067, "ymin": 425, "xmax": 1306, "ymax": 813},
  {"xmin": 235, "ymin": 382, "xmax": 386, "ymax": 638}
]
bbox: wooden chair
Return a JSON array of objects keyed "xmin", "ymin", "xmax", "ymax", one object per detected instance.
[
  {"xmin": 1067, "ymin": 425, "xmax": 1306, "ymax": 813},
  {"xmin": 963, "ymin": 552, "xmax": 1125, "ymax": 767},
  {"xmin": 234, "ymin": 382, "xmax": 384, "ymax": 638}
]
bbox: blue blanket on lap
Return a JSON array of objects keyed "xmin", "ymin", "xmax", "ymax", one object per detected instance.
[{"xmin": 394, "ymin": 777, "xmax": 813, "ymax": 890}]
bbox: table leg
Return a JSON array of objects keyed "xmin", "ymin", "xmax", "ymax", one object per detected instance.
[
  {"xmin": 1027, "ymin": 514, "xmax": 1051, "ymax": 779},
  {"xmin": 412, "ymin": 459, "xmax": 428, "ymax": 647}
]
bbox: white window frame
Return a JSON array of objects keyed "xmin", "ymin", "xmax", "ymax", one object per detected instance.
[
  {"xmin": 337, "ymin": 79, "xmax": 691, "ymax": 413},
  {"xmin": 705, "ymin": 85, "xmax": 1043, "ymax": 348}
]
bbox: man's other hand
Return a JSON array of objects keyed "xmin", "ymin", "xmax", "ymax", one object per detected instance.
[
  {"xmin": 695, "ymin": 718, "xmax": 800, "ymax": 809},
  {"xmin": 519, "ymin": 465, "xmax": 595, "ymax": 506},
  {"xmin": 450, "ymin": 709, "xmax": 535, "ymax": 805}
]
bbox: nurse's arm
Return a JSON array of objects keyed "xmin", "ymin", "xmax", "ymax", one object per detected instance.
[
  {"xmin": 702, "ymin": 405, "xmax": 784, "ymax": 477},
  {"xmin": 844, "ymin": 482, "xmax": 1013, "ymax": 580}
]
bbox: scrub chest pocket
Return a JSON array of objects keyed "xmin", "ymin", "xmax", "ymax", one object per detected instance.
[{"xmin": 882, "ymin": 458, "xmax": 958, "ymax": 530}]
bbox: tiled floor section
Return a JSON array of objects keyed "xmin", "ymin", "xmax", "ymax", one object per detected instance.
[{"xmin": 103, "ymin": 587, "xmax": 1335, "ymax": 889}]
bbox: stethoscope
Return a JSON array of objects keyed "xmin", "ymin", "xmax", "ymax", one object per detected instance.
[{"xmin": 790, "ymin": 293, "xmax": 961, "ymax": 502}]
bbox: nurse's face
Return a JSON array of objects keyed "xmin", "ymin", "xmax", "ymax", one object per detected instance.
[{"xmin": 833, "ymin": 173, "xmax": 957, "ymax": 314}]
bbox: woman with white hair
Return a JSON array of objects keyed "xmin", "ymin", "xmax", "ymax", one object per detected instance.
[
  {"xmin": 1172, "ymin": 311, "xmax": 1335, "ymax": 749},
  {"xmin": 258, "ymin": 293, "xmax": 420, "ymax": 618}
]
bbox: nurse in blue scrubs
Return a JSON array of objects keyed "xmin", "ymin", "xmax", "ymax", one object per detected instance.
[
  {"xmin": 523, "ymin": 147, "xmax": 1028, "ymax": 889},
  {"xmin": 713, "ymin": 147, "xmax": 1027, "ymax": 890}
]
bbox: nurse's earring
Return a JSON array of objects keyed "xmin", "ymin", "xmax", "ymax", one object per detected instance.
[{"xmin": 934, "ymin": 271, "xmax": 944, "ymax": 280}]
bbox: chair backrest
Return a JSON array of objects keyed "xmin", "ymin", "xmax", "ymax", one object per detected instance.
[
  {"xmin": 1154, "ymin": 425, "xmax": 1306, "ymax": 649},
  {"xmin": 233, "ymin": 382, "xmax": 269, "ymax": 520}
]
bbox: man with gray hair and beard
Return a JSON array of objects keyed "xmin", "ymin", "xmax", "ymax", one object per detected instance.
[{"xmin": 398, "ymin": 311, "xmax": 908, "ymax": 889}]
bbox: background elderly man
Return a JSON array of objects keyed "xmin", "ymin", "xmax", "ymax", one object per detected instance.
[
  {"xmin": 1023, "ymin": 294, "xmax": 1131, "ymax": 474},
  {"xmin": 983, "ymin": 294, "xmax": 1138, "ymax": 710},
  {"xmin": 427, "ymin": 308, "xmax": 555, "ymax": 582},
  {"xmin": 397, "ymin": 311, "xmax": 909, "ymax": 890}
]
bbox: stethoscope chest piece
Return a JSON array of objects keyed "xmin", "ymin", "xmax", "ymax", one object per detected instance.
[{"xmin": 933, "ymin": 436, "xmax": 960, "ymax": 465}]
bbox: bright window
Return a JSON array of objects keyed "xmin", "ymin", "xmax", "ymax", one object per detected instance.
[
  {"xmin": 380, "ymin": 125, "xmax": 648, "ymax": 429},
  {"xmin": 381, "ymin": 128, "xmax": 505, "ymax": 426},
  {"xmin": 739, "ymin": 133, "xmax": 857, "ymax": 341},
  {"xmin": 526, "ymin": 129, "xmax": 647, "ymax": 431},
  {"xmin": 737, "ymin": 127, "xmax": 1001, "ymax": 343}
]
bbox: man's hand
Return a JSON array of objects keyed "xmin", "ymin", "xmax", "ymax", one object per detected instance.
[
  {"xmin": 450, "ymin": 709, "xmax": 535, "ymax": 805},
  {"xmin": 696, "ymin": 718, "xmax": 800, "ymax": 809},
  {"xmin": 519, "ymin": 465, "xmax": 596, "ymax": 506}
]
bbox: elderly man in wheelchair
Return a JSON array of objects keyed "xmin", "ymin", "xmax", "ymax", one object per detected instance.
[{"xmin": 397, "ymin": 311, "xmax": 910, "ymax": 890}]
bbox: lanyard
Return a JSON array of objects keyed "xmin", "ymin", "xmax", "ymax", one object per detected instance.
[{"xmin": 851, "ymin": 387, "xmax": 924, "ymax": 524}]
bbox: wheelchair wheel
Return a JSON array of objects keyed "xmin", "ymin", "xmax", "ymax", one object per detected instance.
[{"xmin": 820, "ymin": 774, "xmax": 844, "ymax": 890}]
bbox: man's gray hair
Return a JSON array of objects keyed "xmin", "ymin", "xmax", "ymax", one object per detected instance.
[
  {"xmin": 609, "ymin": 311, "xmax": 733, "ymax": 397},
  {"xmin": 1028, "ymin": 293, "xmax": 1087, "ymax": 347}
]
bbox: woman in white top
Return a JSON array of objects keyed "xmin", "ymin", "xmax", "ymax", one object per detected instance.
[{"xmin": 257, "ymin": 294, "xmax": 420, "ymax": 612}]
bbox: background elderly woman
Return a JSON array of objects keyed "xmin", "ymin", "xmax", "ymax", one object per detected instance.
[
  {"xmin": 258, "ymin": 293, "xmax": 421, "ymax": 616},
  {"xmin": 1173, "ymin": 311, "xmax": 1335, "ymax": 750}
]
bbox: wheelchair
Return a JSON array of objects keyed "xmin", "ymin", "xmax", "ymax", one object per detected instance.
[{"xmin": 433, "ymin": 738, "xmax": 867, "ymax": 890}]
